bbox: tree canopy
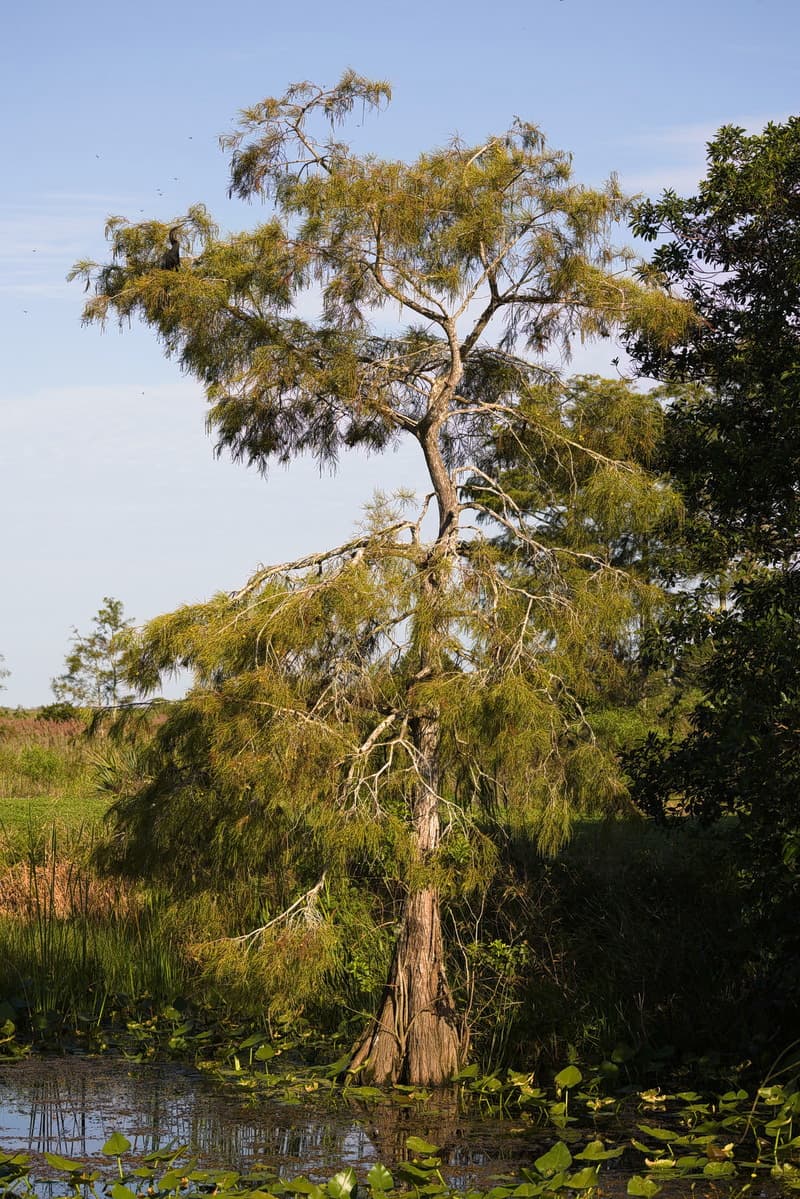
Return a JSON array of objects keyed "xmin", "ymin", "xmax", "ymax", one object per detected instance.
[
  {"xmin": 75, "ymin": 72, "xmax": 690, "ymax": 1084},
  {"xmin": 629, "ymin": 117, "xmax": 800, "ymax": 567},
  {"xmin": 625, "ymin": 118, "xmax": 800, "ymax": 1027}
]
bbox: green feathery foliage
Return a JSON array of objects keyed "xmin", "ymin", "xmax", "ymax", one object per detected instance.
[{"xmin": 75, "ymin": 72, "xmax": 691, "ymax": 1080}]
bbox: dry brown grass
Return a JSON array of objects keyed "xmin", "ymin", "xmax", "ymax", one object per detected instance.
[
  {"xmin": 0, "ymin": 848, "xmax": 140, "ymax": 920},
  {"xmin": 0, "ymin": 715, "xmax": 85, "ymax": 744}
]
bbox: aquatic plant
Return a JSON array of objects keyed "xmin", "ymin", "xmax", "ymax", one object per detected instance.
[{"xmin": 1, "ymin": 1072, "xmax": 799, "ymax": 1199}]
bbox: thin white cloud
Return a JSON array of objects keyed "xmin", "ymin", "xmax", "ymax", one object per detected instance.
[
  {"xmin": 628, "ymin": 112, "xmax": 790, "ymax": 148},
  {"xmin": 0, "ymin": 193, "xmax": 148, "ymax": 298},
  {"xmin": 620, "ymin": 165, "xmax": 708, "ymax": 196},
  {"xmin": 618, "ymin": 112, "xmax": 791, "ymax": 196}
]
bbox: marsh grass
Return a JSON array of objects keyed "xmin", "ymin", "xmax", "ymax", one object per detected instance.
[
  {"xmin": 0, "ymin": 714, "xmax": 94, "ymax": 801},
  {"xmin": 0, "ymin": 825, "xmax": 136, "ymax": 920},
  {"xmin": 0, "ymin": 824, "xmax": 192, "ymax": 1038}
]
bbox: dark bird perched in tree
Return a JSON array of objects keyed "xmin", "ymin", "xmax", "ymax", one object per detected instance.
[{"xmin": 160, "ymin": 227, "xmax": 181, "ymax": 270}]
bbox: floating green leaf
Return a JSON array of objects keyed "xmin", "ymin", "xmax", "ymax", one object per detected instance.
[
  {"xmin": 367, "ymin": 1163, "xmax": 393, "ymax": 1192},
  {"xmin": 111, "ymin": 1185, "xmax": 137, "ymax": 1199},
  {"xmin": 565, "ymin": 1167, "xmax": 599, "ymax": 1189},
  {"xmin": 44, "ymin": 1153, "xmax": 86, "ymax": 1173},
  {"xmin": 158, "ymin": 1170, "xmax": 186, "ymax": 1191},
  {"xmin": 396, "ymin": 1162, "xmax": 436, "ymax": 1183},
  {"xmin": 627, "ymin": 1176, "xmax": 661, "ymax": 1197},
  {"xmin": 289, "ymin": 1178, "xmax": 323, "ymax": 1196},
  {"xmin": 575, "ymin": 1141, "xmax": 624, "ymax": 1161},
  {"xmin": 674, "ymin": 1155, "xmax": 705, "ymax": 1170},
  {"xmin": 455, "ymin": 1064, "xmax": 479, "ymax": 1079},
  {"xmin": 144, "ymin": 1147, "xmax": 183, "ymax": 1163},
  {"xmin": 535, "ymin": 1141, "xmax": 572, "ymax": 1175},
  {"xmin": 325, "ymin": 1054, "xmax": 352, "ymax": 1078},
  {"xmin": 327, "ymin": 1168, "xmax": 356, "ymax": 1199},
  {"xmin": 637, "ymin": 1125, "xmax": 676, "ymax": 1141},
  {"xmin": 406, "ymin": 1136, "xmax": 440, "ymax": 1155},
  {"xmin": 703, "ymin": 1161, "xmax": 736, "ymax": 1178},
  {"xmin": 102, "ymin": 1133, "xmax": 132, "ymax": 1156},
  {"xmin": 554, "ymin": 1066, "xmax": 582, "ymax": 1090},
  {"xmin": 238, "ymin": 1033, "xmax": 266, "ymax": 1049}
]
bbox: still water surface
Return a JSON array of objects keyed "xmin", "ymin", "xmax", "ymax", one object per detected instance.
[{"xmin": 0, "ymin": 1057, "xmax": 536, "ymax": 1186}]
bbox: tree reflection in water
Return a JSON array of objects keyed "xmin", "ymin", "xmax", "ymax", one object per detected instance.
[
  {"xmin": 0, "ymin": 1059, "xmax": 540, "ymax": 1187},
  {"xmin": 0, "ymin": 1059, "xmax": 374, "ymax": 1172}
]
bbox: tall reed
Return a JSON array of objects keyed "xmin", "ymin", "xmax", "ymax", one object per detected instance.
[{"xmin": 0, "ymin": 823, "xmax": 192, "ymax": 1035}]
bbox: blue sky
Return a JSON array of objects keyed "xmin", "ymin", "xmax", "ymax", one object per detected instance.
[{"xmin": 1, "ymin": 0, "xmax": 798, "ymax": 705}]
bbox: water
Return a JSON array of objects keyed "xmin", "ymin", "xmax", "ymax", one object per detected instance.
[{"xmin": 0, "ymin": 1057, "xmax": 542, "ymax": 1186}]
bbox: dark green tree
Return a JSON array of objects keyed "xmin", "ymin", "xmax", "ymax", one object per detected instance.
[
  {"xmin": 629, "ymin": 117, "xmax": 800, "ymax": 567},
  {"xmin": 74, "ymin": 73, "xmax": 688, "ymax": 1083},
  {"xmin": 52, "ymin": 597, "xmax": 134, "ymax": 708},
  {"xmin": 626, "ymin": 118, "xmax": 800, "ymax": 1033}
]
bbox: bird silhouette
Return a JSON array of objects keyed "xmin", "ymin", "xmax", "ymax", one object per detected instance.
[{"xmin": 159, "ymin": 226, "xmax": 181, "ymax": 270}]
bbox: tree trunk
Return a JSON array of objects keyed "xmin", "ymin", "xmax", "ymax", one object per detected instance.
[
  {"xmin": 349, "ymin": 715, "xmax": 462, "ymax": 1085},
  {"xmin": 349, "ymin": 885, "xmax": 461, "ymax": 1084},
  {"xmin": 350, "ymin": 415, "xmax": 463, "ymax": 1085}
]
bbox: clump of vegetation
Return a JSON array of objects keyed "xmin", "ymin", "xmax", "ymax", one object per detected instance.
[
  {"xmin": 625, "ymin": 116, "xmax": 800, "ymax": 1046},
  {"xmin": 51, "ymin": 596, "xmax": 134, "ymax": 708},
  {"xmin": 457, "ymin": 820, "xmax": 763, "ymax": 1074}
]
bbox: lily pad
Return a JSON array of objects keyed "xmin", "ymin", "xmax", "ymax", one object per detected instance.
[
  {"xmin": 327, "ymin": 1168, "xmax": 357, "ymax": 1199},
  {"xmin": 44, "ymin": 1153, "xmax": 86, "ymax": 1173},
  {"xmin": 554, "ymin": 1066, "xmax": 583, "ymax": 1090},
  {"xmin": 535, "ymin": 1141, "xmax": 572, "ymax": 1175},
  {"xmin": 565, "ymin": 1167, "xmax": 599, "ymax": 1189},
  {"xmin": 627, "ymin": 1176, "xmax": 661, "ymax": 1197},
  {"xmin": 575, "ymin": 1140, "xmax": 624, "ymax": 1161},
  {"xmin": 406, "ymin": 1136, "xmax": 440, "ymax": 1155},
  {"xmin": 102, "ymin": 1132, "xmax": 132, "ymax": 1156},
  {"xmin": 367, "ymin": 1163, "xmax": 394, "ymax": 1191}
]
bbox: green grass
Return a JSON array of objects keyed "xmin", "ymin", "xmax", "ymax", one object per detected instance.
[
  {"xmin": 0, "ymin": 793, "xmax": 108, "ymax": 834},
  {"xmin": 0, "ymin": 710, "xmax": 106, "ymax": 850}
]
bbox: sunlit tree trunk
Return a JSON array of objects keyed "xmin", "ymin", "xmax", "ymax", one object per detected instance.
[
  {"xmin": 349, "ymin": 716, "xmax": 461, "ymax": 1084},
  {"xmin": 350, "ymin": 426, "xmax": 463, "ymax": 1085}
]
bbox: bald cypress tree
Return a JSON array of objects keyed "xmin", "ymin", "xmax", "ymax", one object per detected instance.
[{"xmin": 73, "ymin": 73, "xmax": 689, "ymax": 1084}]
